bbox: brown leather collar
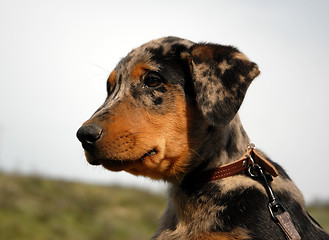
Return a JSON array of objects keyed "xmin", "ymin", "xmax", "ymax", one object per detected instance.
[{"xmin": 196, "ymin": 144, "xmax": 279, "ymax": 183}]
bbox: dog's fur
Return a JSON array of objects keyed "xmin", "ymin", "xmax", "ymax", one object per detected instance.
[{"xmin": 77, "ymin": 37, "xmax": 329, "ymax": 239}]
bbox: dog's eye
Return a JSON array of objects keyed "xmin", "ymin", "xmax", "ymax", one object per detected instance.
[{"xmin": 144, "ymin": 74, "xmax": 163, "ymax": 88}]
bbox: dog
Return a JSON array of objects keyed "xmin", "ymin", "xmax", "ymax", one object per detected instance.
[{"xmin": 77, "ymin": 37, "xmax": 329, "ymax": 239}]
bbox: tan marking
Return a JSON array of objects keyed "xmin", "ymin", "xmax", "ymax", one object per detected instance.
[
  {"xmin": 154, "ymin": 226, "xmax": 250, "ymax": 240},
  {"xmin": 218, "ymin": 59, "xmax": 232, "ymax": 74},
  {"xmin": 192, "ymin": 227, "xmax": 250, "ymax": 240},
  {"xmin": 130, "ymin": 61, "xmax": 159, "ymax": 80},
  {"xmin": 191, "ymin": 45, "xmax": 214, "ymax": 60},
  {"xmin": 126, "ymin": 93, "xmax": 194, "ymax": 180},
  {"xmin": 233, "ymin": 52, "xmax": 249, "ymax": 62},
  {"xmin": 84, "ymin": 87, "xmax": 200, "ymax": 182},
  {"xmin": 217, "ymin": 174, "xmax": 266, "ymax": 195},
  {"xmin": 108, "ymin": 70, "xmax": 116, "ymax": 87},
  {"xmin": 131, "ymin": 62, "xmax": 150, "ymax": 79},
  {"xmin": 248, "ymin": 64, "xmax": 260, "ymax": 79}
]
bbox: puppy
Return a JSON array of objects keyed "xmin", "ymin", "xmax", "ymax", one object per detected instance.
[{"xmin": 77, "ymin": 37, "xmax": 329, "ymax": 239}]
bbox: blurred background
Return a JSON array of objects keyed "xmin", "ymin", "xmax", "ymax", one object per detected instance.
[{"xmin": 0, "ymin": 0, "xmax": 328, "ymax": 239}]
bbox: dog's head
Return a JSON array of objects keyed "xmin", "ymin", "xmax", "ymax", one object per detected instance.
[{"xmin": 77, "ymin": 37, "xmax": 259, "ymax": 181}]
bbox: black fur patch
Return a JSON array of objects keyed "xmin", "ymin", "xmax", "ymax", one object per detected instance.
[{"xmin": 153, "ymin": 97, "xmax": 163, "ymax": 105}]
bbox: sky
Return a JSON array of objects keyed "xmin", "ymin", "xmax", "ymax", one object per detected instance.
[{"xmin": 0, "ymin": 0, "xmax": 328, "ymax": 203}]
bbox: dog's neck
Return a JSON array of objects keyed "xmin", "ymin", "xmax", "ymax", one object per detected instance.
[
  {"xmin": 209, "ymin": 114, "xmax": 250, "ymax": 168},
  {"xmin": 187, "ymin": 114, "xmax": 250, "ymax": 178},
  {"xmin": 164, "ymin": 115, "xmax": 251, "ymax": 227}
]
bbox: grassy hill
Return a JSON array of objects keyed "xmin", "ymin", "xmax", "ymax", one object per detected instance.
[
  {"xmin": 0, "ymin": 172, "xmax": 328, "ymax": 240},
  {"xmin": 0, "ymin": 172, "xmax": 166, "ymax": 240}
]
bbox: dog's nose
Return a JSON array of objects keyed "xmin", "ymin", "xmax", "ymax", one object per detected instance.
[{"xmin": 76, "ymin": 124, "xmax": 103, "ymax": 151}]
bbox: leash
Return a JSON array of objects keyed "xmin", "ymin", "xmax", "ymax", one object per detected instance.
[{"xmin": 197, "ymin": 144, "xmax": 301, "ymax": 240}]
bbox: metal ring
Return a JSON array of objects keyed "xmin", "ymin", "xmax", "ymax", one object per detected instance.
[
  {"xmin": 248, "ymin": 143, "xmax": 256, "ymax": 149},
  {"xmin": 247, "ymin": 163, "xmax": 262, "ymax": 178},
  {"xmin": 247, "ymin": 165, "xmax": 257, "ymax": 177}
]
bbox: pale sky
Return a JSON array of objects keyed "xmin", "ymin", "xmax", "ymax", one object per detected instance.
[{"xmin": 0, "ymin": 0, "xmax": 328, "ymax": 203}]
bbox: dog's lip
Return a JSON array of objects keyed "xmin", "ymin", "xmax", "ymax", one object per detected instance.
[{"xmin": 94, "ymin": 147, "xmax": 159, "ymax": 171}]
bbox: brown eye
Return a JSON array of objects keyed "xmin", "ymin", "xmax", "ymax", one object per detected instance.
[{"xmin": 144, "ymin": 74, "xmax": 163, "ymax": 88}]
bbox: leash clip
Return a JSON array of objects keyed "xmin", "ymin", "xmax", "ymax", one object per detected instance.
[
  {"xmin": 246, "ymin": 162, "xmax": 282, "ymax": 221},
  {"xmin": 268, "ymin": 200, "xmax": 286, "ymax": 222}
]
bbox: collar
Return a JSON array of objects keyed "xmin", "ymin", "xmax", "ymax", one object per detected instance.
[{"xmin": 194, "ymin": 144, "xmax": 279, "ymax": 183}]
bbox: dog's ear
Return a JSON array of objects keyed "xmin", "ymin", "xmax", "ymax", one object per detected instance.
[{"xmin": 182, "ymin": 43, "xmax": 260, "ymax": 126}]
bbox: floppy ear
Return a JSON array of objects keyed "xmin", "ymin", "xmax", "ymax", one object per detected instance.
[{"xmin": 185, "ymin": 43, "xmax": 260, "ymax": 126}]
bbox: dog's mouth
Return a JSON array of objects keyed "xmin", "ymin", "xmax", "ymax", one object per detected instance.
[{"xmin": 87, "ymin": 147, "xmax": 159, "ymax": 172}]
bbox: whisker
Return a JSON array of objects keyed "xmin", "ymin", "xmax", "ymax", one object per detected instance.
[
  {"xmin": 189, "ymin": 148, "xmax": 206, "ymax": 162},
  {"xmin": 88, "ymin": 62, "xmax": 112, "ymax": 75}
]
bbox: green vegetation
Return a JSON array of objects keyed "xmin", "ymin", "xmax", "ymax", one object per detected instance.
[
  {"xmin": 308, "ymin": 204, "xmax": 329, "ymax": 233},
  {"xmin": 0, "ymin": 172, "xmax": 166, "ymax": 240},
  {"xmin": 0, "ymin": 172, "xmax": 328, "ymax": 240}
]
